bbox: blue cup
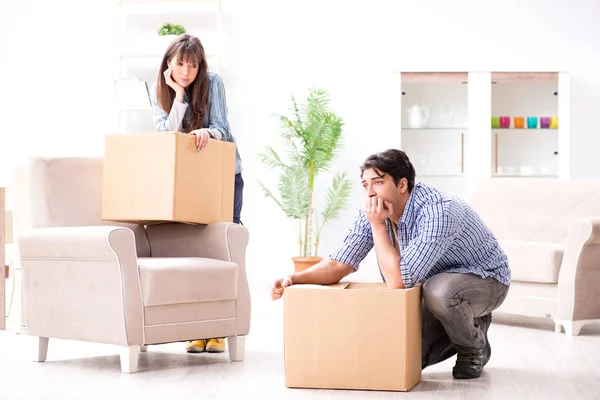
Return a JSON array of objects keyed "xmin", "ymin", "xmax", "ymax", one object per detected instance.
[{"xmin": 527, "ymin": 116, "xmax": 538, "ymax": 129}]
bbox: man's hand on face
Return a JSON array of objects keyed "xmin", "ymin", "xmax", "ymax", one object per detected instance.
[{"xmin": 365, "ymin": 196, "xmax": 394, "ymax": 225}]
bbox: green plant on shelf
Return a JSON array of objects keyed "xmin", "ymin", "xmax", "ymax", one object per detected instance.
[{"xmin": 157, "ymin": 23, "xmax": 187, "ymax": 36}]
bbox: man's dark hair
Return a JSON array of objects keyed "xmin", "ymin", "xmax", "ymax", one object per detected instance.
[{"xmin": 360, "ymin": 149, "xmax": 416, "ymax": 191}]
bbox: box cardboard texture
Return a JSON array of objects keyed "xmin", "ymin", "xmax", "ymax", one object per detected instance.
[
  {"xmin": 102, "ymin": 132, "xmax": 236, "ymax": 225},
  {"xmin": 284, "ymin": 282, "xmax": 422, "ymax": 392}
]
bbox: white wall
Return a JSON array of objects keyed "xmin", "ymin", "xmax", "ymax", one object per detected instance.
[
  {"xmin": 222, "ymin": 0, "xmax": 600, "ymax": 285},
  {"xmin": 2, "ymin": 0, "xmax": 600, "ymax": 288},
  {"xmin": 0, "ymin": 0, "xmax": 115, "ymax": 186}
]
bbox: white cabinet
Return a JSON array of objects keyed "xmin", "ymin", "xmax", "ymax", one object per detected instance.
[
  {"xmin": 398, "ymin": 72, "xmax": 471, "ymax": 199},
  {"xmin": 490, "ymin": 72, "xmax": 560, "ymax": 179},
  {"xmin": 114, "ymin": 0, "xmax": 223, "ymax": 133},
  {"xmin": 397, "ymin": 71, "xmax": 570, "ymax": 200}
]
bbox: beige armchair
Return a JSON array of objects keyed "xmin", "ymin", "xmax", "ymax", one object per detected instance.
[{"xmin": 16, "ymin": 157, "xmax": 251, "ymax": 373}]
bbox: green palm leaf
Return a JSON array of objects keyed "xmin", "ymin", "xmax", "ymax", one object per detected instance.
[
  {"xmin": 321, "ymin": 172, "xmax": 353, "ymax": 224},
  {"xmin": 259, "ymin": 88, "xmax": 352, "ymax": 257}
]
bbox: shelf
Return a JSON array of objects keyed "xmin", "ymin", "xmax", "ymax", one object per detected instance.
[
  {"xmin": 491, "ymin": 72, "xmax": 558, "ymax": 83},
  {"xmin": 401, "ymin": 72, "xmax": 468, "ymax": 83},
  {"xmin": 119, "ymin": 52, "xmax": 218, "ymax": 59},
  {"xmin": 120, "ymin": 2, "xmax": 218, "ymax": 14},
  {"xmin": 403, "ymin": 127, "xmax": 468, "ymax": 131},
  {"xmin": 492, "ymin": 128, "xmax": 558, "ymax": 131},
  {"xmin": 492, "ymin": 174, "xmax": 558, "ymax": 178},
  {"xmin": 119, "ymin": 0, "xmax": 218, "ymax": 5}
]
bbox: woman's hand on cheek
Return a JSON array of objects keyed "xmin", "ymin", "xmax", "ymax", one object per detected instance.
[{"xmin": 164, "ymin": 65, "xmax": 184, "ymax": 100}]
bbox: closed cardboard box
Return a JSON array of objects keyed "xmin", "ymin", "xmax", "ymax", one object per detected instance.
[
  {"xmin": 102, "ymin": 132, "xmax": 235, "ymax": 225},
  {"xmin": 284, "ymin": 282, "xmax": 422, "ymax": 392}
]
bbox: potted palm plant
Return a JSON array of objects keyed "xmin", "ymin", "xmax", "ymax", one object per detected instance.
[{"xmin": 259, "ymin": 88, "xmax": 352, "ymax": 272}]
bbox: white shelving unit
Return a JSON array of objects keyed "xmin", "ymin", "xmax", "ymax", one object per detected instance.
[
  {"xmin": 396, "ymin": 71, "xmax": 570, "ymax": 201},
  {"xmin": 399, "ymin": 72, "xmax": 471, "ymax": 199},
  {"xmin": 114, "ymin": 0, "xmax": 223, "ymax": 133}
]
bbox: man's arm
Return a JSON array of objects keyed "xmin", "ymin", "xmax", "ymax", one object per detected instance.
[
  {"xmin": 371, "ymin": 222, "xmax": 404, "ymax": 289},
  {"xmin": 271, "ymin": 210, "xmax": 374, "ymax": 300},
  {"xmin": 290, "ymin": 259, "xmax": 354, "ymax": 285},
  {"xmin": 294, "ymin": 209, "xmax": 375, "ymax": 283}
]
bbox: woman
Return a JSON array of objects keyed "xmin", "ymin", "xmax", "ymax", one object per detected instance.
[{"xmin": 150, "ymin": 34, "xmax": 244, "ymax": 354}]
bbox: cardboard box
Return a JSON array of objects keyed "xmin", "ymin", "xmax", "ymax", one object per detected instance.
[
  {"xmin": 102, "ymin": 132, "xmax": 236, "ymax": 225},
  {"xmin": 284, "ymin": 282, "xmax": 422, "ymax": 392}
]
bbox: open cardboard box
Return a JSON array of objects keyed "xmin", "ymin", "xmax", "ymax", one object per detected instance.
[{"xmin": 284, "ymin": 282, "xmax": 422, "ymax": 392}]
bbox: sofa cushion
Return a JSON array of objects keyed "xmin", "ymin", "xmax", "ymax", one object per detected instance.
[
  {"xmin": 470, "ymin": 179, "xmax": 600, "ymax": 243},
  {"xmin": 138, "ymin": 257, "xmax": 238, "ymax": 306},
  {"xmin": 500, "ymin": 241, "xmax": 564, "ymax": 283}
]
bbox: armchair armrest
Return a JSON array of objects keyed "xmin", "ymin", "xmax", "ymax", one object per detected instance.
[
  {"xmin": 557, "ymin": 217, "xmax": 600, "ymax": 321},
  {"xmin": 18, "ymin": 226, "xmax": 143, "ymax": 346},
  {"xmin": 145, "ymin": 222, "xmax": 251, "ymax": 335}
]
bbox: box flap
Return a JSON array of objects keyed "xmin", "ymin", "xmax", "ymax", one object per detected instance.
[{"xmin": 287, "ymin": 282, "xmax": 350, "ymax": 290}]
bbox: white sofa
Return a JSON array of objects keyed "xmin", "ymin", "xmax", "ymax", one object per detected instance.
[{"xmin": 469, "ymin": 178, "xmax": 600, "ymax": 335}]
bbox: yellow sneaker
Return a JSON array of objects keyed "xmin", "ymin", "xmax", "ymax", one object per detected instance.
[
  {"xmin": 185, "ymin": 339, "xmax": 206, "ymax": 353},
  {"xmin": 206, "ymin": 338, "xmax": 226, "ymax": 353}
]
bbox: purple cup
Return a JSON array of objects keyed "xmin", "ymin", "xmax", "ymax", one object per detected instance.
[
  {"xmin": 540, "ymin": 117, "xmax": 550, "ymax": 129},
  {"xmin": 500, "ymin": 116, "xmax": 510, "ymax": 128}
]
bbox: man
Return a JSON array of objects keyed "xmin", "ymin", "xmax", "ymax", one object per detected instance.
[{"xmin": 271, "ymin": 149, "xmax": 510, "ymax": 379}]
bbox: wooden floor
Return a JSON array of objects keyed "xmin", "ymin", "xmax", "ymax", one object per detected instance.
[{"xmin": 1, "ymin": 291, "xmax": 600, "ymax": 399}]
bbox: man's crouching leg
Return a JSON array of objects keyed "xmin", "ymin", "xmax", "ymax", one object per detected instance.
[{"xmin": 422, "ymin": 272, "xmax": 508, "ymax": 379}]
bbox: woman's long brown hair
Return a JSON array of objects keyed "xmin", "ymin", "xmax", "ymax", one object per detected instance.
[{"xmin": 156, "ymin": 34, "xmax": 209, "ymax": 131}]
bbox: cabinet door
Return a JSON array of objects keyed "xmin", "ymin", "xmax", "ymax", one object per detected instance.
[
  {"xmin": 1, "ymin": 188, "xmax": 5, "ymax": 330},
  {"xmin": 490, "ymin": 72, "xmax": 560, "ymax": 179},
  {"xmin": 557, "ymin": 72, "xmax": 570, "ymax": 179},
  {"xmin": 399, "ymin": 72, "xmax": 470, "ymax": 200}
]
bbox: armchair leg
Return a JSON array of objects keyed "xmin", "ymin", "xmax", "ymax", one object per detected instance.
[
  {"xmin": 33, "ymin": 337, "xmax": 49, "ymax": 362},
  {"xmin": 227, "ymin": 335, "xmax": 246, "ymax": 362},
  {"xmin": 120, "ymin": 345, "xmax": 140, "ymax": 373},
  {"xmin": 140, "ymin": 345, "xmax": 148, "ymax": 352},
  {"xmin": 553, "ymin": 319, "xmax": 593, "ymax": 336}
]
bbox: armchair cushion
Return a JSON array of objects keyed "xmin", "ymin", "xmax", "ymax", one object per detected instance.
[{"xmin": 138, "ymin": 257, "xmax": 238, "ymax": 306}]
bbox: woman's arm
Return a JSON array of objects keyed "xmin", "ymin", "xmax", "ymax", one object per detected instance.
[
  {"xmin": 205, "ymin": 73, "xmax": 232, "ymax": 141},
  {"xmin": 150, "ymin": 84, "xmax": 187, "ymax": 132}
]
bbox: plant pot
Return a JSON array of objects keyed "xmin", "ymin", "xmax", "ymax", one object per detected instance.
[{"xmin": 292, "ymin": 256, "xmax": 323, "ymax": 273}]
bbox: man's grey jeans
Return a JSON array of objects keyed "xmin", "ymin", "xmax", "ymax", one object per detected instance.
[{"xmin": 421, "ymin": 272, "xmax": 509, "ymax": 369}]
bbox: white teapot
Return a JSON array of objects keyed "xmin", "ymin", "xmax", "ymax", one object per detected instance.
[{"xmin": 406, "ymin": 103, "xmax": 430, "ymax": 128}]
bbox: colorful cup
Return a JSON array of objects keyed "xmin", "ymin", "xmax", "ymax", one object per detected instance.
[
  {"xmin": 550, "ymin": 116, "xmax": 558, "ymax": 129},
  {"xmin": 500, "ymin": 116, "xmax": 510, "ymax": 128},
  {"xmin": 514, "ymin": 117, "xmax": 524, "ymax": 129},
  {"xmin": 540, "ymin": 117, "xmax": 550, "ymax": 129},
  {"xmin": 491, "ymin": 117, "xmax": 500, "ymax": 128},
  {"xmin": 527, "ymin": 116, "xmax": 538, "ymax": 129}
]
